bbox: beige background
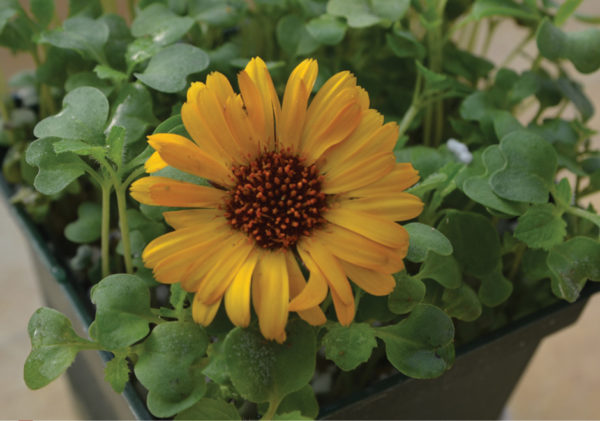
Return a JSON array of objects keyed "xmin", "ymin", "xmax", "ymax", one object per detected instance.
[{"xmin": 1, "ymin": 0, "xmax": 599, "ymax": 419}]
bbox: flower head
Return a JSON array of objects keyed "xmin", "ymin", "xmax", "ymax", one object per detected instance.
[{"xmin": 131, "ymin": 58, "xmax": 423, "ymax": 342}]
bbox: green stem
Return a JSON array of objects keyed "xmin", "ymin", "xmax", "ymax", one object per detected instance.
[
  {"xmin": 398, "ymin": 70, "xmax": 423, "ymax": 141},
  {"xmin": 261, "ymin": 399, "xmax": 281, "ymax": 421},
  {"xmin": 500, "ymin": 31, "xmax": 534, "ymax": 68},
  {"xmin": 481, "ymin": 19, "xmax": 498, "ymax": 57},
  {"xmin": 115, "ymin": 184, "xmax": 134, "ymax": 274},
  {"xmin": 466, "ymin": 20, "xmax": 481, "ymax": 52},
  {"xmin": 127, "ymin": 0, "xmax": 136, "ymax": 20},
  {"xmin": 508, "ymin": 243, "xmax": 526, "ymax": 282},
  {"xmin": 122, "ymin": 166, "xmax": 146, "ymax": 189},
  {"xmin": 565, "ymin": 206, "xmax": 600, "ymax": 232},
  {"xmin": 100, "ymin": 183, "xmax": 112, "ymax": 278}
]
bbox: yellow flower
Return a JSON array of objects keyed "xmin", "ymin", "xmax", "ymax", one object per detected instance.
[{"xmin": 131, "ymin": 58, "xmax": 423, "ymax": 343}]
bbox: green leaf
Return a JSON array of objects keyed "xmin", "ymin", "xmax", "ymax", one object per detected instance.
[
  {"xmin": 135, "ymin": 43, "xmax": 210, "ymax": 93},
  {"xmin": 478, "ymin": 269, "xmax": 513, "ymax": 307},
  {"xmin": 91, "ymin": 274, "xmax": 155, "ymax": 349},
  {"xmin": 53, "ymin": 139, "xmax": 106, "ymax": 160},
  {"xmin": 490, "ymin": 130, "xmax": 557, "ymax": 204},
  {"xmin": 25, "ymin": 137, "xmax": 87, "ymax": 195},
  {"xmin": 441, "ymin": 283, "xmax": 482, "ymax": 322},
  {"xmin": 438, "ymin": 211, "xmax": 501, "ymax": 278},
  {"xmin": 305, "ymin": 14, "xmax": 346, "ymax": 46},
  {"xmin": 106, "ymin": 83, "xmax": 157, "ymax": 145},
  {"xmin": 104, "ymin": 353, "xmax": 130, "ymax": 393},
  {"xmin": 30, "ymin": 0, "xmax": 55, "ymax": 28},
  {"xmin": 322, "ymin": 323, "xmax": 377, "ymax": 371},
  {"xmin": 404, "ymin": 222, "xmax": 453, "ymax": 263},
  {"xmin": 554, "ymin": 0, "xmax": 583, "ymax": 26},
  {"xmin": 276, "ymin": 14, "xmax": 320, "ymax": 57},
  {"xmin": 126, "ymin": 37, "xmax": 162, "ymax": 71},
  {"xmin": 492, "ymin": 110, "xmax": 522, "ymax": 140},
  {"xmin": 388, "ymin": 271, "xmax": 426, "ymax": 315},
  {"xmin": 0, "ymin": 5, "xmax": 18, "ymax": 35},
  {"xmin": 34, "ymin": 87, "xmax": 109, "ymax": 144},
  {"xmin": 557, "ymin": 77, "xmax": 594, "ymax": 121},
  {"xmin": 65, "ymin": 202, "xmax": 102, "ymax": 243},
  {"xmin": 273, "ymin": 411, "xmax": 311, "ymax": 420},
  {"xmin": 515, "ymin": 203, "xmax": 566, "ymax": 250},
  {"xmin": 94, "ymin": 64, "xmax": 127, "ymax": 83},
  {"xmin": 548, "ymin": 237, "xmax": 600, "ymax": 302},
  {"xmin": 327, "ymin": 0, "xmax": 381, "ymax": 28},
  {"xmin": 135, "ymin": 322, "xmax": 209, "ymax": 417},
  {"xmin": 277, "ymin": 385, "xmax": 319, "ymax": 419},
  {"xmin": 223, "ymin": 320, "xmax": 316, "ymax": 404},
  {"xmin": 106, "ymin": 125, "xmax": 125, "ymax": 167},
  {"xmin": 370, "ymin": 0, "xmax": 410, "ymax": 21},
  {"xmin": 521, "ymin": 249, "xmax": 551, "ymax": 283},
  {"xmin": 65, "ymin": 71, "xmax": 113, "ymax": 97},
  {"xmin": 555, "ymin": 178, "xmax": 572, "ymax": 205},
  {"xmin": 39, "ymin": 16, "xmax": 109, "ymax": 63},
  {"xmin": 175, "ymin": 398, "xmax": 241, "ymax": 420},
  {"xmin": 24, "ymin": 308, "xmax": 91, "ymax": 389},
  {"xmin": 189, "ymin": 0, "xmax": 245, "ymax": 26},
  {"xmin": 131, "ymin": 3, "xmax": 195, "ymax": 46},
  {"xmin": 472, "ymin": 0, "xmax": 539, "ymax": 21},
  {"xmin": 418, "ymin": 253, "xmax": 462, "ymax": 289},
  {"xmin": 387, "ymin": 31, "xmax": 426, "ymax": 60},
  {"xmin": 202, "ymin": 340, "xmax": 229, "ymax": 385},
  {"xmin": 375, "ymin": 304, "xmax": 455, "ymax": 379}
]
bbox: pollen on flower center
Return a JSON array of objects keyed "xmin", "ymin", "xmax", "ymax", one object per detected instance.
[{"xmin": 224, "ymin": 151, "xmax": 328, "ymax": 250}]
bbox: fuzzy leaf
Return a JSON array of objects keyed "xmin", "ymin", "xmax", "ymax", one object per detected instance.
[
  {"xmin": 405, "ymin": 222, "xmax": 453, "ymax": 263},
  {"xmin": 131, "ymin": 3, "xmax": 195, "ymax": 46},
  {"xmin": 515, "ymin": 203, "xmax": 566, "ymax": 250},
  {"xmin": 175, "ymin": 398, "xmax": 241, "ymax": 420},
  {"xmin": 322, "ymin": 323, "xmax": 377, "ymax": 371},
  {"xmin": 39, "ymin": 16, "xmax": 109, "ymax": 63},
  {"xmin": 104, "ymin": 353, "xmax": 130, "ymax": 393},
  {"xmin": 388, "ymin": 271, "xmax": 426, "ymax": 314},
  {"xmin": 64, "ymin": 202, "xmax": 102, "ymax": 243}
]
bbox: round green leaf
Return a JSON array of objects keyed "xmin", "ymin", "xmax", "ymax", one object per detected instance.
[
  {"xmin": 104, "ymin": 353, "xmax": 130, "ymax": 394},
  {"xmin": 64, "ymin": 202, "xmax": 102, "ymax": 243},
  {"xmin": 39, "ymin": 16, "xmax": 109, "ymax": 63},
  {"xmin": 405, "ymin": 222, "xmax": 453, "ymax": 263},
  {"xmin": 277, "ymin": 385, "xmax": 319, "ymax": 419},
  {"xmin": 24, "ymin": 308, "xmax": 91, "ymax": 389},
  {"xmin": 418, "ymin": 253, "xmax": 462, "ymax": 289},
  {"xmin": 175, "ymin": 398, "xmax": 241, "ymax": 420},
  {"xmin": 490, "ymin": 130, "xmax": 557, "ymax": 204},
  {"xmin": 91, "ymin": 274, "xmax": 154, "ymax": 349},
  {"xmin": 135, "ymin": 322, "xmax": 209, "ymax": 418},
  {"xmin": 223, "ymin": 320, "xmax": 316, "ymax": 405},
  {"xmin": 388, "ymin": 271, "xmax": 426, "ymax": 315},
  {"xmin": 327, "ymin": 0, "xmax": 381, "ymax": 28},
  {"xmin": 33, "ymin": 86, "xmax": 109, "ymax": 144},
  {"xmin": 478, "ymin": 269, "xmax": 513, "ymax": 307},
  {"xmin": 276, "ymin": 14, "xmax": 320, "ymax": 57},
  {"xmin": 515, "ymin": 203, "xmax": 566, "ymax": 250},
  {"xmin": 375, "ymin": 304, "xmax": 455, "ymax": 379},
  {"xmin": 305, "ymin": 15, "xmax": 346, "ymax": 45},
  {"xmin": 438, "ymin": 211, "xmax": 501, "ymax": 278},
  {"xmin": 442, "ymin": 283, "xmax": 482, "ymax": 322},
  {"xmin": 106, "ymin": 83, "xmax": 157, "ymax": 145},
  {"xmin": 548, "ymin": 236, "xmax": 600, "ymax": 302},
  {"xmin": 322, "ymin": 323, "xmax": 377, "ymax": 371},
  {"xmin": 131, "ymin": 3, "xmax": 195, "ymax": 46},
  {"xmin": 135, "ymin": 44, "xmax": 210, "ymax": 93}
]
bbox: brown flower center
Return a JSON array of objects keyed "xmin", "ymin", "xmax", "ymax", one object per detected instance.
[{"xmin": 224, "ymin": 151, "xmax": 328, "ymax": 250}]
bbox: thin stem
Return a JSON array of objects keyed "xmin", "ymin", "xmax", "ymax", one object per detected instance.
[
  {"xmin": 565, "ymin": 206, "xmax": 600, "ymax": 233},
  {"xmin": 101, "ymin": 183, "xmax": 112, "ymax": 278},
  {"xmin": 466, "ymin": 20, "xmax": 481, "ymax": 52},
  {"xmin": 508, "ymin": 243, "xmax": 526, "ymax": 282},
  {"xmin": 261, "ymin": 399, "xmax": 281, "ymax": 421},
  {"xmin": 122, "ymin": 166, "xmax": 146, "ymax": 189},
  {"xmin": 115, "ymin": 184, "xmax": 134, "ymax": 274},
  {"xmin": 500, "ymin": 31, "xmax": 534, "ymax": 68},
  {"xmin": 127, "ymin": 0, "xmax": 136, "ymax": 20},
  {"xmin": 481, "ymin": 19, "xmax": 498, "ymax": 57},
  {"xmin": 0, "ymin": 66, "xmax": 14, "ymax": 144}
]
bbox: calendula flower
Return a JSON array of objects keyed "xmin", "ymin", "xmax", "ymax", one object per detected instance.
[{"xmin": 131, "ymin": 58, "xmax": 423, "ymax": 343}]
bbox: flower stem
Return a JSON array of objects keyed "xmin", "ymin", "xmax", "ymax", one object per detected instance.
[
  {"xmin": 101, "ymin": 182, "xmax": 112, "ymax": 278},
  {"xmin": 115, "ymin": 184, "xmax": 134, "ymax": 274},
  {"xmin": 566, "ymin": 206, "xmax": 600, "ymax": 234},
  {"xmin": 261, "ymin": 399, "xmax": 281, "ymax": 420}
]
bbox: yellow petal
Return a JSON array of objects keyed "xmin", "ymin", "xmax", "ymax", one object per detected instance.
[
  {"xmin": 279, "ymin": 59, "xmax": 318, "ymax": 151},
  {"xmin": 306, "ymin": 71, "xmax": 357, "ymax": 125},
  {"xmin": 301, "ymin": 87, "xmax": 363, "ymax": 164},
  {"xmin": 152, "ymin": 243, "xmax": 218, "ymax": 286},
  {"xmin": 147, "ymin": 133, "xmax": 233, "ymax": 187},
  {"xmin": 339, "ymin": 260, "xmax": 396, "ymax": 296},
  {"xmin": 192, "ymin": 293, "xmax": 221, "ymax": 325},
  {"xmin": 130, "ymin": 176, "xmax": 226, "ymax": 208},
  {"xmin": 298, "ymin": 238, "xmax": 353, "ymax": 305},
  {"xmin": 162, "ymin": 208, "xmax": 225, "ymax": 230},
  {"xmin": 253, "ymin": 251, "xmax": 289, "ymax": 343},
  {"xmin": 340, "ymin": 193, "xmax": 424, "ymax": 221},
  {"xmin": 318, "ymin": 109, "xmax": 383, "ymax": 173},
  {"xmin": 182, "ymin": 83, "xmax": 232, "ymax": 164},
  {"xmin": 224, "ymin": 94, "xmax": 261, "ymax": 159},
  {"xmin": 351, "ymin": 163, "xmax": 420, "ymax": 197},
  {"xmin": 193, "ymin": 236, "xmax": 254, "ymax": 304},
  {"xmin": 285, "ymin": 252, "xmax": 327, "ymax": 326},
  {"xmin": 145, "ymin": 151, "xmax": 168, "ymax": 173},
  {"xmin": 206, "ymin": 71, "xmax": 235, "ymax": 107},
  {"xmin": 288, "ymin": 249, "xmax": 328, "ymax": 312},
  {"xmin": 317, "ymin": 224, "xmax": 405, "ymax": 274},
  {"xmin": 331, "ymin": 287, "xmax": 355, "ymax": 326},
  {"xmin": 179, "ymin": 232, "xmax": 248, "ymax": 291},
  {"xmin": 224, "ymin": 251, "xmax": 259, "ymax": 327},
  {"xmin": 324, "ymin": 207, "xmax": 410, "ymax": 249},
  {"xmin": 245, "ymin": 57, "xmax": 281, "ymax": 131},
  {"xmin": 322, "ymin": 152, "xmax": 395, "ymax": 195},
  {"xmin": 237, "ymin": 70, "xmax": 268, "ymax": 150},
  {"xmin": 142, "ymin": 220, "xmax": 229, "ymax": 267}
]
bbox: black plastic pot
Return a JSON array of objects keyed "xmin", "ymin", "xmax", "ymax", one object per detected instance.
[{"xmin": 2, "ymin": 171, "xmax": 598, "ymax": 420}]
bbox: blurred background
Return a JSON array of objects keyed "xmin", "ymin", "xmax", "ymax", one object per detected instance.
[{"xmin": 1, "ymin": 0, "xmax": 599, "ymax": 419}]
